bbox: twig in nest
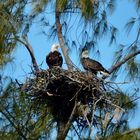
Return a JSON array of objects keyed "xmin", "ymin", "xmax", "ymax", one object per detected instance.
[
  {"xmin": 104, "ymin": 99, "xmax": 125, "ymax": 112},
  {"xmin": 65, "ymin": 75, "xmax": 84, "ymax": 84},
  {"xmin": 70, "ymin": 86, "xmax": 83, "ymax": 101},
  {"xmin": 46, "ymin": 92, "xmax": 60, "ymax": 97},
  {"xmin": 81, "ymin": 106, "xmax": 91, "ymax": 127},
  {"xmin": 90, "ymin": 97, "xmax": 103, "ymax": 127}
]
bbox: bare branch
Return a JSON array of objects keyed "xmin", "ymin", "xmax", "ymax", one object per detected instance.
[
  {"xmin": 103, "ymin": 50, "xmax": 140, "ymax": 79},
  {"xmin": 16, "ymin": 36, "xmax": 39, "ymax": 72},
  {"xmin": 109, "ymin": 50, "xmax": 140, "ymax": 73}
]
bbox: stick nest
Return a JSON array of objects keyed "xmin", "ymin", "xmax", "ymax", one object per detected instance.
[{"xmin": 21, "ymin": 67, "xmax": 125, "ymax": 127}]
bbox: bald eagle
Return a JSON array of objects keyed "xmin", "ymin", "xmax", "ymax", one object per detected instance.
[
  {"xmin": 46, "ymin": 44, "xmax": 63, "ymax": 68},
  {"xmin": 81, "ymin": 49, "xmax": 110, "ymax": 77}
]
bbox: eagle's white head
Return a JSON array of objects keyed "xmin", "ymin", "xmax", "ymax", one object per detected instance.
[
  {"xmin": 81, "ymin": 49, "xmax": 89, "ymax": 58},
  {"xmin": 51, "ymin": 44, "xmax": 59, "ymax": 52}
]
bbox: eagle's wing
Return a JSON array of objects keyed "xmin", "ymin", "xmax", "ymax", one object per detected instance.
[
  {"xmin": 81, "ymin": 58, "xmax": 109, "ymax": 76},
  {"xmin": 57, "ymin": 51, "xmax": 63, "ymax": 67},
  {"xmin": 46, "ymin": 52, "xmax": 52, "ymax": 67},
  {"xmin": 89, "ymin": 59, "xmax": 110, "ymax": 76},
  {"xmin": 81, "ymin": 58, "xmax": 98, "ymax": 74},
  {"xmin": 89, "ymin": 59, "xmax": 105, "ymax": 71}
]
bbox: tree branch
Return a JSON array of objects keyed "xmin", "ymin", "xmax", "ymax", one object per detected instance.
[
  {"xmin": 0, "ymin": 109, "xmax": 27, "ymax": 140},
  {"xmin": 55, "ymin": 2, "xmax": 73, "ymax": 70},
  {"xmin": 103, "ymin": 50, "xmax": 140, "ymax": 79},
  {"xmin": 135, "ymin": 28, "xmax": 140, "ymax": 43},
  {"xmin": 109, "ymin": 50, "xmax": 140, "ymax": 73},
  {"xmin": 16, "ymin": 36, "xmax": 39, "ymax": 72}
]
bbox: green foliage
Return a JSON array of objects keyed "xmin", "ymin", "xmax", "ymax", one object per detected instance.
[
  {"xmin": 32, "ymin": 0, "xmax": 48, "ymax": 16},
  {"xmin": 0, "ymin": 0, "xmax": 27, "ymax": 67},
  {"xmin": 0, "ymin": 0, "xmax": 140, "ymax": 139},
  {"xmin": 125, "ymin": 17, "xmax": 136, "ymax": 35},
  {"xmin": 115, "ymin": 92, "xmax": 136, "ymax": 110},
  {"xmin": 126, "ymin": 58, "xmax": 140, "ymax": 80},
  {"xmin": 56, "ymin": 0, "xmax": 68, "ymax": 11},
  {"xmin": 0, "ymin": 69, "xmax": 137, "ymax": 139},
  {"xmin": 102, "ymin": 128, "xmax": 140, "ymax": 140},
  {"xmin": 78, "ymin": 0, "xmax": 94, "ymax": 19},
  {"xmin": 0, "ymin": 78, "xmax": 55, "ymax": 139}
]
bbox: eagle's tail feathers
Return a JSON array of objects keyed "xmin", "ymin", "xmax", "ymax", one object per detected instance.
[{"xmin": 100, "ymin": 70, "xmax": 110, "ymax": 77}]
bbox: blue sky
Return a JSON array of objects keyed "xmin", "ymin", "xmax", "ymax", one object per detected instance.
[{"xmin": 3, "ymin": 0, "xmax": 140, "ymax": 129}]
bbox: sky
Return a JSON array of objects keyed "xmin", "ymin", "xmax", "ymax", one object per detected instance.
[{"xmin": 3, "ymin": 0, "xmax": 140, "ymax": 129}]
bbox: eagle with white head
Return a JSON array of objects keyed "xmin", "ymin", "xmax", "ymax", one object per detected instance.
[
  {"xmin": 46, "ymin": 44, "xmax": 63, "ymax": 68},
  {"xmin": 81, "ymin": 48, "xmax": 110, "ymax": 77}
]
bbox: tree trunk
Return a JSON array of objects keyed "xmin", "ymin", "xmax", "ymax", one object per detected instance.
[
  {"xmin": 55, "ymin": 4, "xmax": 73, "ymax": 70},
  {"xmin": 56, "ymin": 101, "xmax": 78, "ymax": 140},
  {"xmin": 57, "ymin": 122, "xmax": 70, "ymax": 140}
]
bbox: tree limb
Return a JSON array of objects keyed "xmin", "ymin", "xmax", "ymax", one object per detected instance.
[
  {"xmin": 103, "ymin": 50, "xmax": 140, "ymax": 79},
  {"xmin": 16, "ymin": 36, "xmax": 39, "ymax": 72},
  {"xmin": 109, "ymin": 50, "xmax": 140, "ymax": 73}
]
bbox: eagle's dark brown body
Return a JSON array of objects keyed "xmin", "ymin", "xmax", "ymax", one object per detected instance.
[
  {"xmin": 81, "ymin": 57, "xmax": 109, "ymax": 76},
  {"xmin": 46, "ymin": 51, "xmax": 63, "ymax": 68}
]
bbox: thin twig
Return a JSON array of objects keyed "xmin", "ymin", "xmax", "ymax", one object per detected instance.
[
  {"xmin": 70, "ymin": 86, "xmax": 83, "ymax": 101},
  {"xmin": 88, "ymin": 96, "xmax": 103, "ymax": 137},
  {"xmin": 104, "ymin": 99, "xmax": 125, "ymax": 112},
  {"xmin": 72, "ymin": 124, "xmax": 82, "ymax": 140}
]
